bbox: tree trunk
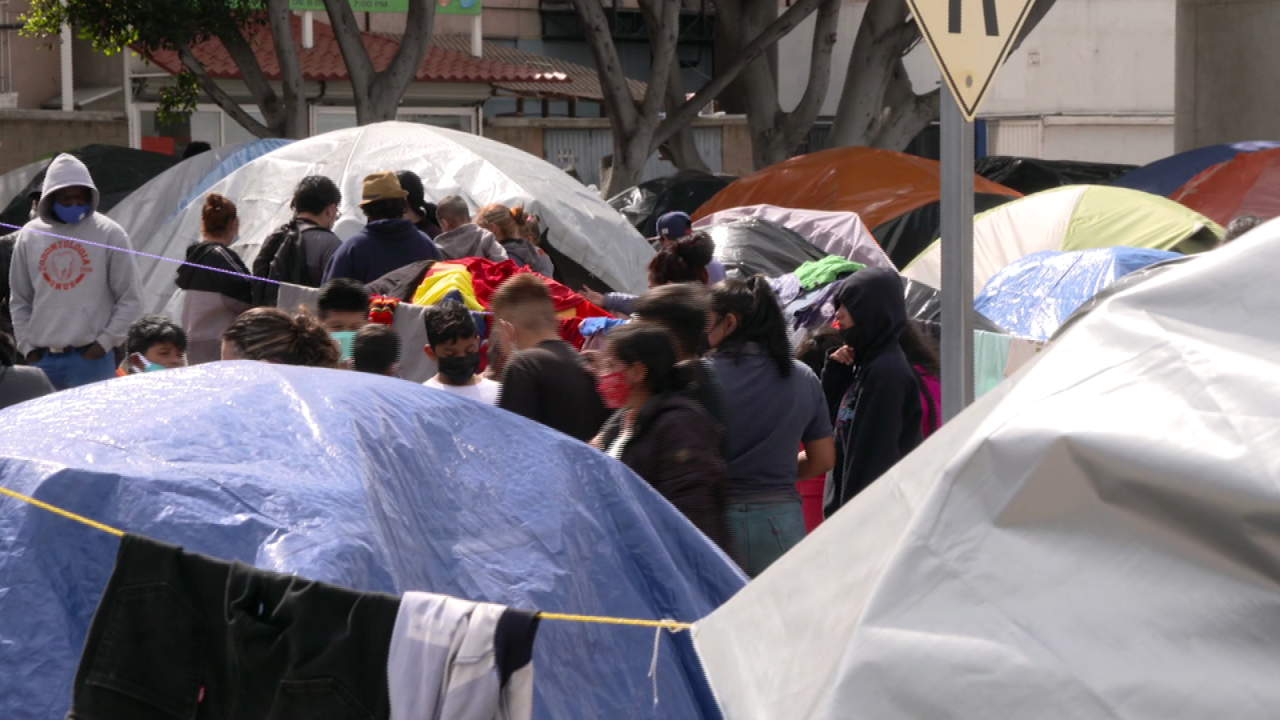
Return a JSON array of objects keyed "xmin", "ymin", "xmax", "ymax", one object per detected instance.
[
  {"xmin": 218, "ymin": 21, "xmax": 291, "ymax": 136},
  {"xmin": 662, "ymin": 70, "xmax": 711, "ymax": 173},
  {"xmin": 266, "ymin": 0, "xmax": 308, "ymax": 138},
  {"xmin": 326, "ymin": 0, "xmax": 437, "ymax": 125}
]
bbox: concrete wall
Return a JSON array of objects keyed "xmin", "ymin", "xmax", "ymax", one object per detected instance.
[
  {"xmin": 0, "ymin": 110, "xmax": 128, "ymax": 173},
  {"xmin": 1176, "ymin": 0, "xmax": 1280, "ymax": 151}
]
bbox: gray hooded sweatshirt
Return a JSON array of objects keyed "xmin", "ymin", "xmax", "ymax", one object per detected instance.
[
  {"xmin": 9, "ymin": 154, "xmax": 143, "ymax": 355},
  {"xmin": 432, "ymin": 223, "xmax": 508, "ymax": 263}
]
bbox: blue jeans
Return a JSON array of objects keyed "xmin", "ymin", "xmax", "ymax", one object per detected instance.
[
  {"xmin": 725, "ymin": 500, "xmax": 806, "ymax": 578},
  {"xmin": 33, "ymin": 348, "xmax": 116, "ymax": 390}
]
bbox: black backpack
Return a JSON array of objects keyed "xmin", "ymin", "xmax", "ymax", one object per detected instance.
[{"xmin": 251, "ymin": 220, "xmax": 317, "ymax": 307}]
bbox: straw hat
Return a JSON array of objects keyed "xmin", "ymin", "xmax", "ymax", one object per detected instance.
[{"xmin": 360, "ymin": 171, "xmax": 409, "ymax": 207}]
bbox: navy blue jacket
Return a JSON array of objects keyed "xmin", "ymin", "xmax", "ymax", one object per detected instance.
[{"xmin": 322, "ymin": 219, "xmax": 442, "ymax": 285}]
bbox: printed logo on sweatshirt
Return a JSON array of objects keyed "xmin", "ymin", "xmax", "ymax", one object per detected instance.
[{"xmin": 39, "ymin": 240, "xmax": 94, "ymax": 291}]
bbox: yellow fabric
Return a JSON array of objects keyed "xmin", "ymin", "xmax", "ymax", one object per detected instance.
[{"xmin": 412, "ymin": 264, "xmax": 484, "ymax": 310}]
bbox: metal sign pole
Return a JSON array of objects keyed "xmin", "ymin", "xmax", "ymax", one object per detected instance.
[{"xmin": 940, "ymin": 90, "xmax": 975, "ymax": 422}]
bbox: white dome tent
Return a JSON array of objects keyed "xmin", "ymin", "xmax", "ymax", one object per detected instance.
[
  {"xmin": 692, "ymin": 220, "xmax": 1280, "ymax": 719},
  {"xmin": 145, "ymin": 122, "xmax": 651, "ymax": 314}
]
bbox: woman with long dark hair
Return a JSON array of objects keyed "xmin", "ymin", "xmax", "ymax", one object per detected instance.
[
  {"xmin": 707, "ymin": 276, "xmax": 834, "ymax": 576},
  {"xmin": 592, "ymin": 323, "xmax": 728, "ymax": 549}
]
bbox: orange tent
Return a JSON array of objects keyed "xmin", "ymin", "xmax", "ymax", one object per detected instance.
[
  {"xmin": 693, "ymin": 147, "xmax": 1021, "ymax": 267},
  {"xmin": 1170, "ymin": 147, "xmax": 1280, "ymax": 227}
]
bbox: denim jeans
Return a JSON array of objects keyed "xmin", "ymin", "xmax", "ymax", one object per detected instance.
[
  {"xmin": 68, "ymin": 534, "xmax": 400, "ymax": 720},
  {"xmin": 725, "ymin": 500, "xmax": 806, "ymax": 578},
  {"xmin": 33, "ymin": 348, "xmax": 115, "ymax": 391}
]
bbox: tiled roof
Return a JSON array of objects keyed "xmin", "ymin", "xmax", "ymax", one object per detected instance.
[
  {"xmin": 142, "ymin": 17, "xmax": 568, "ymax": 85},
  {"xmin": 431, "ymin": 35, "xmax": 647, "ymax": 102}
]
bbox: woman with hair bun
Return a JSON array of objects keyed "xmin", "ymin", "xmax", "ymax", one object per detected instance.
[
  {"xmin": 477, "ymin": 202, "xmax": 555, "ymax": 277},
  {"xmin": 220, "ymin": 307, "xmax": 340, "ymax": 368},
  {"xmin": 177, "ymin": 193, "xmax": 254, "ymax": 364},
  {"xmin": 584, "ymin": 231, "xmax": 717, "ymax": 316}
]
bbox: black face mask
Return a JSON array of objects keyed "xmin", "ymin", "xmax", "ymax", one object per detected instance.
[
  {"xmin": 437, "ymin": 352, "xmax": 481, "ymax": 385},
  {"xmin": 839, "ymin": 326, "xmax": 859, "ymax": 352}
]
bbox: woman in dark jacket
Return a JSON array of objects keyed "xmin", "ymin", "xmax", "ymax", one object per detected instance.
[
  {"xmin": 592, "ymin": 323, "xmax": 729, "ymax": 550},
  {"xmin": 176, "ymin": 193, "xmax": 254, "ymax": 364}
]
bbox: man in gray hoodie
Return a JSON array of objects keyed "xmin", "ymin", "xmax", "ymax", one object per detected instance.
[
  {"xmin": 432, "ymin": 196, "xmax": 508, "ymax": 262},
  {"xmin": 9, "ymin": 154, "xmax": 143, "ymax": 389}
]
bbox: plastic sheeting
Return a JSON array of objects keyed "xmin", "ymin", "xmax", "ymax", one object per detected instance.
[
  {"xmin": 975, "ymin": 247, "xmax": 1179, "ymax": 340},
  {"xmin": 704, "ymin": 217, "xmax": 827, "ymax": 279},
  {"xmin": 693, "ymin": 217, "xmax": 1280, "ymax": 720},
  {"xmin": 108, "ymin": 140, "xmax": 293, "ymax": 312},
  {"xmin": 694, "ymin": 204, "xmax": 895, "ymax": 271},
  {"xmin": 183, "ymin": 122, "xmax": 649, "ymax": 294},
  {"xmin": 0, "ymin": 363, "xmax": 745, "ymax": 720},
  {"xmin": 976, "ymin": 156, "xmax": 1135, "ymax": 195},
  {"xmin": 0, "ymin": 145, "xmax": 180, "ymax": 228},
  {"xmin": 0, "ymin": 159, "xmax": 47, "ymax": 220},
  {"xmin": 1111, "ymin": 140, "xmax": 1280, "ymax": 198},
  {"xmin": 692, "ymin": 147, "xmax": 1020, "ymax": 231},
  {"xmin": 903, "ymin": 278, "xmax": 1007, "ymax": 334},
  {"xmin": 1169, "ymin": 147, "xmax": 1280, "ymax": 226},
  {"xmin": 608, "ymin": 170, "xmax": 731, "ymax": 239},
  {"xmin": 903, "ymin": 185, "xmax": 1223, "ymax": 294},
  {"xmin": 1051, "ymin": 255, "xmax": 1196, "ymax": 340}
]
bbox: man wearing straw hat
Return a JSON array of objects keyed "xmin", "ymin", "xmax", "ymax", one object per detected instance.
[{"xmin": 323, "ymin": 172, "xmax": 442, "ymax": 285}]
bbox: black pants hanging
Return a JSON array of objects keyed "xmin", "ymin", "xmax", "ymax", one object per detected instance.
[{"xmin": 68, "ymin": 534, "xmax": 400, "ymax": 720}]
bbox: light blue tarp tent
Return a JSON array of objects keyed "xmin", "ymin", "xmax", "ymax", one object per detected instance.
[
  {"xmin": 975, "ymin": 247, "xmax": 1179, "ymax": 340},
  {"xmin": 177, "ymin": 139, "xmax": 294, "ymax": 217},
  {"xmin": 0, "ymin": 364, "xmax": 744, "ymax": 720}
]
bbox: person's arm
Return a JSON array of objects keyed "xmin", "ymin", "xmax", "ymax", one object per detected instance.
[
  {"xmin": 602, "ymin": 293, "xmax": 637, "ymax": 315},
  {"xmin": 797, "ymin": 436, "xmax": 835, "ymax": 480},
  {"xmin": 821, "ymin": 348, "xmax": 856, "ymax": 425},
  {"xmin": 97, "ymin": 228, "xmax": 143, "ymax": 353},
  {"xmin": 496, "ymin": 354, "xmax": 540, "ymax": 422},
  {"xmin": 8, "ymin": 233, "xmax": 34, "ymax": 355}
]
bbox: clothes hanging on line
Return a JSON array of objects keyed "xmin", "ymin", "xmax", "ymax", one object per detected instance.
[{"xmin": 67, "ymin": 534, "xmax": 539, "ymax": 720}]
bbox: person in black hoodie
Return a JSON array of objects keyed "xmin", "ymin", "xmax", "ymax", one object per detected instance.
[
  {"xmin": 821, "ymin": 267, "xmax": 923, "ymax": 518},
  {"xmin": 396, "ymin": 170, "xmax": 441, "ymax": 239},
  {"xmin": 176, "ymin": 194, "xmax": 254, "ymax": 364},
  {"xmin": 322, "ymin": 172, "xmax": 442, "ymax": 284}
]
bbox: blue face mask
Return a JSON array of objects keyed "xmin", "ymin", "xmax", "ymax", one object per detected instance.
[
  {"xmin": 331, "ymin": 331, "xmax": 357, "ymax": 362},
  {"xmin": 53, "ymin": 202, "xmax": 90, "ymax": 225},
  {"xmin": 143, "ymin": 361, "xmax": 167, "ymax": 373}
]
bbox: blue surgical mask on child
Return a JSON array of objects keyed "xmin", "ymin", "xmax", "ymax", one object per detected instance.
[
  {"xmin": 331, "ymin": 331, "xmax": 357, "ymax": 361},
  {"xmin": 52, "ymin": 202, "xmax": 90, "ymax": 225},
  {"xmin": 144, "ymin": 361, "xmax": 167, "ymax": 373}
]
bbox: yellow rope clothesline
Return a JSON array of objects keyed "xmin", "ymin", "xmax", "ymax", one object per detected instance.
[{"xmin": 0, "ymin": 485, "xmax": 694, "ymax": 632}]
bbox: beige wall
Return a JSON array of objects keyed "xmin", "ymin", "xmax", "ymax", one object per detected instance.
[
  {"xmin": 5, "ymin": 0, "xmax": 61, "ymax": 110},
  {"xmin": 0, "ymin": 110, "xmax": 127, "ymax": 174}
]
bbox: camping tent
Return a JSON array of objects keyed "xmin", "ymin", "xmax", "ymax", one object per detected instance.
[
  {"xmin": 160, "ymin": 122, "xmax": 649, "ymax": 294},
  {"xmin": 0, "ymin": 159, "xmax": 47, "ymax": 223},
  {"xmin": 705, "ymin": 217, "xmax": 827, "ymax": 278},
  {"xmin": 608, "ymin": 170, "xmax": 732, "ymax": 239},
  {"xmin": 1111, "ymin": 140, "xmax": 1280, "ymax": 197},
  {"xmin": 1168, "ymin": 147, "xmax": 1280, "ymax": 226},
  {"xmin": 975, "ymin": 156, "xmax": 1135, "ymax": 195},
  {"xmin": 0, "ymin": 145, "xmax": 180, "ymax": 228},
  {"xmin": 903, "ymin": 185, "xmax": 1222, "ymax": 293},
  {"xmin": 692, "ymin": 147, "xmax": 1021, "ymax": 268},
  {"xmin": 0, "ymin": 363, "xmax": 744, "ymax": 720},
  {"xmin": 108, "ymin": 140, "xmax": 292, "ymax": 312},
  {"xmin": 692, "ymin": 218, "xmax": 1280, "ymax": 720},
  {"xmin": 974, "ymin": 247, "xmax": 1179, "ymax": 340},
  {"xmin": 694, "ymin": 205, "xmax": 895, "ymax": 270}
]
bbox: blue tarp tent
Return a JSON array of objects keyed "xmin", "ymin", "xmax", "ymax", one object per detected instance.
[
  {"xmin": 0, "ymin": 364, "xmax": 744, "ymax": 720},
  {"xmin": 975, "ymin": 247, "xmax": 1180, "ymax": 340},
  {"xmin": 1111, "ymin": 141, "xmax": 1280, "ymax": 197},
  {"xmin": 177, "ymin": 138, "xmax": 293, "ymax": 216}
]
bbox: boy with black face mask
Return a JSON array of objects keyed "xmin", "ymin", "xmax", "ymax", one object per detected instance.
[{"xmin": 423, "ymin": 301, "xmax": 499, "ymax": 404}]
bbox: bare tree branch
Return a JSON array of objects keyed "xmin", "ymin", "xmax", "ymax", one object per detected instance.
[
  {"xmin": 265, "ymin": 0, "xmax": 306, "ymax": 137},
  {"xmin": 381, "ymin": 0, "xmax": 435, "ymax": 93},
  {"xmin": 324, "ymin": 0, "xmax": 376, "ymax": 99},
  {"xmin": 780, "ymin": 0, "xmax": 841, "ymax": 152},
  {"xmin": 662, "ymin": 54, "xmax": 711, "ymax": 172},
  {"xmin": 637, "ymin": 0, "xmax": 682, "ymax": 124},
  {"xmin": 177, "ymin": 44, "xmax": 274, "ymax": 137},
  {"xmin": 874, "ymin": 87, "xmax": 939, "ymax": 150},
  {"xmin": 219, "ymin": 21, "xmax": 285, "ymax": 128},
  {"xmin": 652, "ymin": 0, "xmax": 828, "ymax": 150},
  {"xmin": 572, "ymin": 0, "xmax": 639, "ymax": 133}
]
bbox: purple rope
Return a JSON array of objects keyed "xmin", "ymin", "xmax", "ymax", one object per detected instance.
[{"xmin": 0, "ymin": 220, "xmax": 281, "ymax": 286}]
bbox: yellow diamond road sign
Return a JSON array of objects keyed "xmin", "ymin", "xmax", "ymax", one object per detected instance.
[{"xmin": 905, "ymin": 0, "xmax": 1039, "ymax": 121}]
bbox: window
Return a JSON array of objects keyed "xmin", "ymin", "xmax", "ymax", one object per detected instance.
[
  {"xmin": 138, "ymin": 109, "xmax": 220, "ymax": 156},
  {"xmin": 399, "ymin": 111, "xmax": 474, "ymax": 134},
  {"xmin": 222, "ymin": 110, "xmax": 268, "ymax": 147}
]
